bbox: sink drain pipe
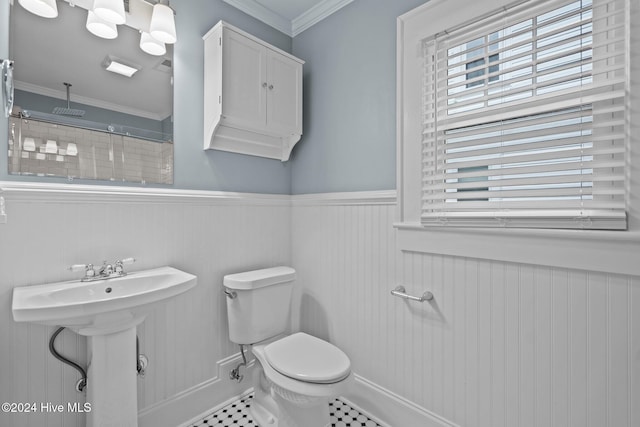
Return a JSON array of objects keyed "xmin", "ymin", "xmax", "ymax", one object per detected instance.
[
  {"xmin": 49, "ymin": 327, "xmax": 148, "ymax": 392},
  {"xmin": 136, "ymin": 336, "xmax": 148, "ymax": 376},
  {"xmin": 49, "ymin": 327, "xmax": 87, "ymax": 392}
]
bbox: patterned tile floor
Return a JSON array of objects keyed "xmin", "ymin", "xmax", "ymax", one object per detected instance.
[{"xmin": 191, "ymin": 394, "xmax": 382, "ymax": 427}]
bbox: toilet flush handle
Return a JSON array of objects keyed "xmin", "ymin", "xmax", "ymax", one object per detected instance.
[{"xmin": 224, "ymin": 288, "xmax": 237, "ymax": 299}]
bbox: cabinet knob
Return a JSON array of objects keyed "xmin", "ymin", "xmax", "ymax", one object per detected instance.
[
  {"xmin": 262, "ymin": 82, "xmax": 268, "ymax": 88},
  {"xmin": 268, "ymin": 85, "xmax": 274, "ymax": 90}
]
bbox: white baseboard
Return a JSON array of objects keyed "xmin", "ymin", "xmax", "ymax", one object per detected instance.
[
  {"xmin": 138, "ymin": 353, "xmax": 254, "ymax": 427},
  {"xmin": 138, "ymin": 358, "xmax": 455, "ymax": 427},
  {"xmin": 343, "ymin": 374, "xmax": 459, "ymax": 427}
]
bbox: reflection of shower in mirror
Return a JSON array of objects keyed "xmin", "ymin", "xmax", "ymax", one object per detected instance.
[{"xmin": 52, "ymin": 83, "xmax": 85, "ymax": 117}]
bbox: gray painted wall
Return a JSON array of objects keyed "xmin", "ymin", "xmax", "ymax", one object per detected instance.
[
  {"xmin": 1, "ymin": 0, "xmax": 293, "ymax": 193},
  {"xmin": 290, "ymin": 0, "xmax": 425, "ymax": 194}
]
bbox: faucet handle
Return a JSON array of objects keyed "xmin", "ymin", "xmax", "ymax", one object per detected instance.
[
  {"xmin": 114, "ymin": 257, "xmax": 136, "ymax": 274},
  {"xmin": 69, "ymin": 263, "xmax": 96, "ymax": 278},
  {"xmin": 69, "ymin": 264, "xmax": 88, "ymax": 272}
]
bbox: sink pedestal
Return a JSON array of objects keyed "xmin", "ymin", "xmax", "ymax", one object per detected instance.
[{"xmin": 78, "ymin": 314, "xmax": 146, "ymax": 427}]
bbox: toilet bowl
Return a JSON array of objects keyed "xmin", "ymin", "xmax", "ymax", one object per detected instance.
[
  {"xmin": 250, "ymin": 333, "xmax": 352, "ymax": 427},
  {"xmin": 223, "ymin": 267, "xmax": 352, "ymax": 427}
]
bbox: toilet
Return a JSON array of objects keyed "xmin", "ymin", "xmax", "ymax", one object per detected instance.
[{"xmin": 223, "ymin": 266, "xmax": 352, "ymax": 427}]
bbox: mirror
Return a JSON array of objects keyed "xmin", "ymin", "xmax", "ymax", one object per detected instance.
[{"xmin": 8, "ymin": 0, "xmax": 173, "ymax": 184}]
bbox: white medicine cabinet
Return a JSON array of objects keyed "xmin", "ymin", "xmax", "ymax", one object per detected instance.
[{"xmin": 203, "ymin": 21, "xmax": 304, "ymax": 161}]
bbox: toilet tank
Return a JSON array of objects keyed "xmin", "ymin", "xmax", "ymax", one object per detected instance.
[{"xmin": 224, "ymin": 266, "xmax": 296, "ymax": 345}]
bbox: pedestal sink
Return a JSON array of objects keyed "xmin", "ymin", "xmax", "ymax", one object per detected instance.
[{"xmin": 12, "ymin": 266, "xmax": 197, "ymax": 427}]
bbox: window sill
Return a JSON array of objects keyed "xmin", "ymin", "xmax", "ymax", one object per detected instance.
[{"xmin": 395, "ymin": 222, "xmax": 640, "ymax": 276}]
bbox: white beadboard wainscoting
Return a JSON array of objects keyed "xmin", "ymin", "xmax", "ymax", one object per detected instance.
[
  {"xmin": 1, "ymin": 184, "xmax": 638, "ymax": 427},
  {"xmin": 291, "ymin": 191, "xmax": 640, "ymax": 427},
  {"xmin": 0, "ymin": 183, "xmax": 290, "ymax": 427}
]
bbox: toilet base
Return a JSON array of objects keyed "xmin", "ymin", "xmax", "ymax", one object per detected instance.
[
  {"xmin": 250, "ymin": 394, "xmax": 278, "ymax": 427},
  {"xmin": 250, "ymin": 361, "xmax": 331, "ymax": 427}
]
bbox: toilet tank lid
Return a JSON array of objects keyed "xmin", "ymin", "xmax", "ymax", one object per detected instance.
[{"xmin": 223, "ymin": 266, "xmax": 296, "ymax": 290}]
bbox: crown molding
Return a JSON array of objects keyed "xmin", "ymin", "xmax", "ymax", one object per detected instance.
[
  {"xmin": 222, "ymin": 0, "xmax": 354, "ymax": 38},
  {"xmin": 222, "ymin": 0, "xmax": 293, "ymax": 36},
  {"xmin": 292, "ymin": 0, "xmax": 354, "ymax": 36}
]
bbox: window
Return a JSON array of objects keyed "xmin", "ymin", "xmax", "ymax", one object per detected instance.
[{"xmin": 420, "ymin": 0, "xmax": 627, "ymax": 230}]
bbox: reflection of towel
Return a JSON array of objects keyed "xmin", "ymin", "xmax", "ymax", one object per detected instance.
[{"xmin": 23, "ymin": 137, "xmax": 36, "ymax": 152}]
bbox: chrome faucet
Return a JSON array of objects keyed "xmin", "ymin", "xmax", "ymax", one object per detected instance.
[
  {"xmin": 70, "ymin": 258, "xmax": 136, "ymax": 282},
  {"xmin": 98, "ymin": 261, "xmax": 114, "ymax": 277}
]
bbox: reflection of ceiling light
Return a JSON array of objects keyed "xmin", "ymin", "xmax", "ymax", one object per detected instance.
[
  {"xmin": 18, "ymin": 0, "xmax": 58, "ymax": 18},
  {"xmin": 140, "ymin": 32, "xmax": 166, "ymax": 56},
  {"xmin": 23, "ymin": 137, "xmax": 36, "ymax": 152},
  {"xmin": 66, "ymin": 143, "xmax": 78, "ymax": 156},
  {"xmin": 86, "ymin": 10, "xmax": 118, "ymax": 39},
  {"xmin": 103, "ymin": 56, "xmax": 140, "ymax": 77},
  {"xmin": 150, "ymin": 3, "xmax": 177, "ymax": 44},
  {"xmin": 93, "ymin": 0, "xmax": 126, "ymax": 25},
  {"xmin": 45, "ymin": 140, "xmax": 58, "ymax": 154}
]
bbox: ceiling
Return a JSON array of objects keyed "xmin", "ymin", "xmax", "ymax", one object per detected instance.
[{"xmin": 222, "ymin": 0, "xmax": 354, "ymax": 37}]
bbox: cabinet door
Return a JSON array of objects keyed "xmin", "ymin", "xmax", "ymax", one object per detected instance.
[
  {"xmin": 221, "ymin": 29, "xmax": 267, "ymax": 130},
  {"xmin": 265, "ymin": 49, "xmax": 302, "ymax": 135}
]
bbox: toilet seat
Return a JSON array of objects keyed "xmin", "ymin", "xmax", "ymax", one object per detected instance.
[
  {"xmin": 252, "ymin": 334, "xmax": 353, "ymax": 401},
  {"xmin": 264, "ymin": 332, "xmax": 351, "ymax": 384}
]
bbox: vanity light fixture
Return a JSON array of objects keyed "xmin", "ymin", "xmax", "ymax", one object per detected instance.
[
  {"xmin": 18, "ymin": 0, "xmax": 58, "ymax": 18},
  {"xmin": 103, "ymin": 56, "xmax": 140, "ymax": 77},
  {"xmin": 86, "ymin": 10, "xmax": 119, "ymax": 39},
  {"xmin": 18, "ymin": 0, "xmax": 177, "ymax": 54},
  {"xmin": 93, "ymin": 0, "xmax": 126, "ymax": 25},
  {"xmin": 139, "ymin": 32, "xmax": 166, "ymax": 56},
  {"xmin": 149, "ymin": 1, "xmax": 177, "ymax": 44}
]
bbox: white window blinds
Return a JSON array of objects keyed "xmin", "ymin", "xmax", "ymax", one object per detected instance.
[{"xmin": 421, "ymin": 0, "xmax": 628, "ymax": 229}]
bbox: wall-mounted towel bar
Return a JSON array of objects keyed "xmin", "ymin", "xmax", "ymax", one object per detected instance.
[{"xmin": 391, "ymin": 286, "xmax": 434, "ymax": 302}]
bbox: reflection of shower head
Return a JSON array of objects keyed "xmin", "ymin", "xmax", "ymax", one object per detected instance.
[
  {"xmin": 53, "ymin": 106, "xmax": 85, "ymax": 117},
  {"xmin": 53, "ymin": 82, "xmax": 85, "ymax": 117}
]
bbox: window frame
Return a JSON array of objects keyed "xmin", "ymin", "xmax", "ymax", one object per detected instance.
[{"xmin": 395, "ymin": 0, "xmax": 640, "ymax": 276}]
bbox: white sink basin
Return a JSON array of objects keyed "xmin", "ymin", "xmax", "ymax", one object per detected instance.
[{"xmin": 12, "ymin": 266, "xmax": 197, "ymax": 330}]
